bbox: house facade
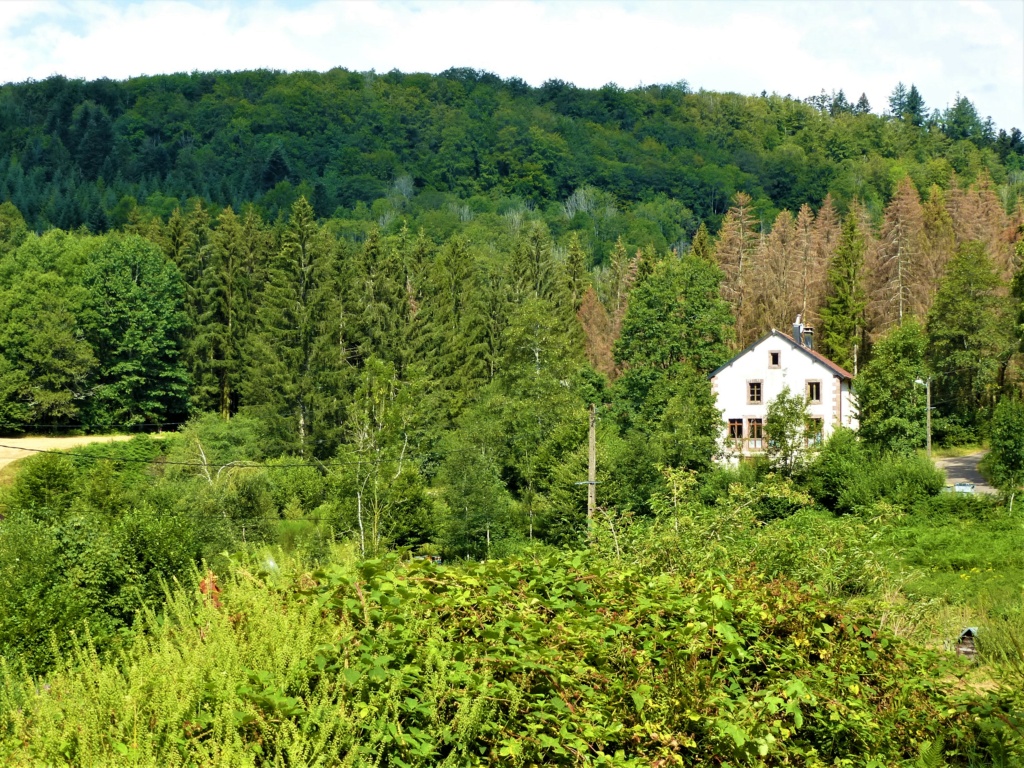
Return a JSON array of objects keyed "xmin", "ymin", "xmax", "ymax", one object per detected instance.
[{"xmin": 709, "ymin": 318, "xmax": 857, "ymax": 458}]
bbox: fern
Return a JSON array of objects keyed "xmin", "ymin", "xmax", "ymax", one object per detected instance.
[{"xmin": 916, "ymin": 737, "xmax": 944, "ymax": 768}]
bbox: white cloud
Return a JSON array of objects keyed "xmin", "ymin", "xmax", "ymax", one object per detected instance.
[{"xmin": 1, "ymin": 0, "xmax": 1021, "ymax": 130}]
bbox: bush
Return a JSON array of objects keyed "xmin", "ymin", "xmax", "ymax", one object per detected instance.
[
  {"xmin": 0, "ymin": 442, "xmax": 244, "ymax": 672},
  {"xmin": 806, "ymin": 427, "xmax": 864, "ymax": 512},
  {"xmin": 916, "ymin": 491, "xmax": 1002, "ymax": 519},
  {"xmin": 0, "ymin": 551, "xmax": 988, "ymax": 765},
  {"xmin": 806, "ymin": 431, "xmax": 943, "ymax": 515}
]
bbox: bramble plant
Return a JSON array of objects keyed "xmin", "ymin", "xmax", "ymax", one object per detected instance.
[{"xmin": 0, "ymin": 550, "xmax": 981, "ymax": 766}]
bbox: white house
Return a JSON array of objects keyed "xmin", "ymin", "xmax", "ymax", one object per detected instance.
[{"xmin": 709, "ymin": 317, "xmax": 857, "ymax": 458}]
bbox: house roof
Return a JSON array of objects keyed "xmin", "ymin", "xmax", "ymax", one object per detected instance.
[{"xmin": 708, "ymin": 329, "xmax": 854, "ymax": 380}]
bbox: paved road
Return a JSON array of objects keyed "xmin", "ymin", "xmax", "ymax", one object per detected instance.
[
  {"xmin": 933, "ymin": 451, "xmax": 996, "ymax": 494},
  {"xmin": 0, "ymin": 435, "xmax": 135, "ymax": 472}
]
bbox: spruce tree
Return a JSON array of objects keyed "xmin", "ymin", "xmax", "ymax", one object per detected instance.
[
  {"xmin": 561, "ymin": 231, "xmax": 589, "ymax": 311},
  {"xmin": 927, "ymin": 241, "xmax": 1015, "ymax": 437},
  {"xmin": 819, "ymin": 214, "xmax": 867, "ymax": 371},
  {"xmin": 243, "ymin": 197, "xmax": 342, "ymax": 455},
  {"xmin": 351, "ymin": 228, "xmax": 408, "ymax": 367},
  {"xmin": 193, "ymin": 207, "xmax": 252, "ymax": 418},
  {"xmin": 689, "ymin": 222, "xmax": 715, "ymax": 262},
  {"xmin": 413, "ymin": 236, "xmax": 489, "ymax": 426}
]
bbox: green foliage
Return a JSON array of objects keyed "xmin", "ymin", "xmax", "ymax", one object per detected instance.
[
  {"xmin": 807, "ymin": 428, "xmax": 865, "ymax": 512},
  {"xmin": 0, "ymin": 551, "xmax": 981, "ymax": 765},
  {"xmin": 0, "ymin": 438, "xmax": 240, "ymax": 672},
  {"xmin": 855, "ymin": 320, "xmax": 928, "ymax": 454},
  {"xmin": 654, "ymin": 364, "xmax": 724, "ymax": 473},
  {"xmin": 987, "ymin": 398, "xmax": 1024, "ymax": 504},
  {"xmin": 819, "ymin": 213, "xmax": 867, "ymax": 371},
  {"xmin": 614, "ymin": 251, "xmax": 733, "ymax": 380},
  {"xmin": 765, "ymin": 386, "xmax": 810, "ymax": 476},
  {"xmin": 80, "ymin": 234, "xmax": 190, "ymax": 428},
  {"xmin": 242, "ymin": 197, "xmax": 347, "ymax": 457},
  {"xmin": 927, "ymin": 241, "xmax": 1016, "ymax": 441},
  {"xmin": 807, "ymin": 429, "xmax": 944, "ymax": 515},
  {"xmin": 1, "ymin": 70, "xmax": 1018, "ymax": 239}
]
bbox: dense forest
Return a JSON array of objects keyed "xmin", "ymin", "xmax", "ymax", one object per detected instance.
[
  {"xmin": 2, "ymin": 69, "xmax": 1024, "ymax": 764},
  {"xmin": 1, "ymin": 69, "xmax": 1022, "ymax": 239}
]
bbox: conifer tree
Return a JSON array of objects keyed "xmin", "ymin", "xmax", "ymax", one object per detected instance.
[
  {"xmin": 811, "ymin": 194, "xmax": 841, "ymax": 317},
  {"xmin": 920, "ymin": 185, "xmax": 956, "ymax": 315},
  {"xmin": 508, "ymin": 223, "xmax": 557, "ymax": 303},
  {"xmin": 928, "ymin": 241, "xmax": 1015, "ymax": 436},
  {"xmin": 715, "ymin": 191, "xmax": 758, "ymax": 344},
  {"xmin": 755, "ymin": 209, "xmax": 799, "ymax": 332},
  {"xmin": 477, "ymin": 263, "xmax": 512, "ymax": 383},
  {"xmin": 689, "ymin": 222, "xmax": 715, "ymax": 263},
  {"xmin": 577, "ymin": 286, "xmax": 616, "ymax": 380},
  {"xmin": 352, "ymin": 228, "xmax": 408, "ymax": 367},
  {"xmin": 243, "ymin": 197, "xmax": 341, "ymax": 455},
  {"xmin": 193, "ymin": 207, "xmax": 251, "ymax": 418},
  {"xmin": 945, "ymin": 173, "xmax": 1012, "ymax": 277},
  {"xmin": 819, "ymin": 213, "xmax": 867, "ymax": 371},
  {"xmin": 868, "ymin": 176, "xmax": 926, "ymax": 332},
  {"xmin": 561, "ymin": 231, "xmax": 589, "ymax": 311},
  {"xmin": 904, "ymin": 85, "xmax": 927, "ymax": 126},
  {"xmin": 414, "ymin": 236, "xmax": 489, "ymax": 426},
  {"xmin": 601, "ymin": 236, "xmax": 634, "ymax": 317}
]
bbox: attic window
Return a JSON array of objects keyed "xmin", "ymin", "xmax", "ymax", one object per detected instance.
[
  {"xmin": 748, "ymin": 381, "xmax": 763, "ymax": 404},
  {"xmin": 769, "ymin": 351, "xmax": 780, "ymax": 368},
  {"xmin": 807, "ymin": 380, "xmax": 822, "ymax": 404}
]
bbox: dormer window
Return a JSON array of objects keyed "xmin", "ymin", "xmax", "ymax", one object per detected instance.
[{"xmin": 769, "ymin": 351, "xmax": 780, "ymax": 368}]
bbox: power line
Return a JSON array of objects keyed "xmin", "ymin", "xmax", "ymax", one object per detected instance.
[
  {"xmin": 0, "ymin": 443, "xmax": 386, "ymax": 470},
  {"xmin": 4, "ymin": 421, "xmax": 187, "ymax": 429}
]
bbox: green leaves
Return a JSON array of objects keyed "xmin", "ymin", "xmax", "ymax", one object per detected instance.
[{"xmin": 855, "ymin": 320, "xmax": 928, "ymax": 454}]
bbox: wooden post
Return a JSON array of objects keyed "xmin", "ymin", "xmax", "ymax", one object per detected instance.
[{"xmin": 588, "ymin": 403, "xmax": 596, "ymax": 538}]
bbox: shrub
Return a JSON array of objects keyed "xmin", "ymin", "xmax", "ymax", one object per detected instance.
[
  {"xmin": 806, "ymin": 427, "xmax": 864, "ymax": 512},
  {"xmin": 0, "ymin": 442, "xmax": 244, "ymax": 672},
  {"xmin": 0, "ymin": 552, "xmax": 986, "ymax": 765},
  {"xmin": 807, "ymin": 432, "xmax": 943, "ymax": 515}
]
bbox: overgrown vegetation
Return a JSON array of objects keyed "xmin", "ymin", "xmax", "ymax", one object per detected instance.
[{"xmin": 2, "ymin": 66, "xmax": 1024, "ymax": 764}]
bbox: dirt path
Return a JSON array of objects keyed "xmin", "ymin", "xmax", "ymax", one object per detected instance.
[
  {"xmin": 933, "ymin": 451, "xmax": 996, "ymax": 494},
  {"xmin": 0, "ymin": 435, "xmax": 136, "ymax": 472}
]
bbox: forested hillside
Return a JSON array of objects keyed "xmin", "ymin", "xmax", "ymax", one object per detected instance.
[
  {"xmin": 3, "ymin": 69, "xmax": 1024, "ymax": 763},
  {"xmin": 1, "ymin": 69, "xmax": 1022, "ymax": 240}
]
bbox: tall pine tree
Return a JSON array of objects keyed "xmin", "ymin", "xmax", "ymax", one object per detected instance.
[{"xmin": 819, "ymin": 213, "xmax": 867, "ymax": 370}]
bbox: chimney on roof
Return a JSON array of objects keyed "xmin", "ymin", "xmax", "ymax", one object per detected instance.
[
  {"xmin": 792, "ymin": 314, "xmax": 803, "ymax": 347},
  {"xmin": 802, "ymin": 326, "xmax": 814, "ymax": 350}
]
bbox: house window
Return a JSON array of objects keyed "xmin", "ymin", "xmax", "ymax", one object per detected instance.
[
  {"xmin": 728, "ymin": 419, "xmax": 744, "ymax": 440},
  {"xmin": 769, "ymin": 351, "xmax": 780, "ymax": 368},
  {"xmin": 747, "ymin": 380, "xmax": 763, "ymax": 404},
  {"xmin": 748, "ymin": 418, "xmax": 764, "ymax": 450},
  {"xmin": 806, "ymin": 380, "xmax": 822, "ymax": 404},
  {"xmin": 806, "ymin": 417, "xmax": 823, "ymax": 446}
]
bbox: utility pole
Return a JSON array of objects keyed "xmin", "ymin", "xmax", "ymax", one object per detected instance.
[
  {"xmin": 588, "ymin": 403, "xmax": 597, "ymax": 539},
  {"xmin": 916, "ymin": 376, "xmax": 932, "ymax": 458},
  {"xmin": 925, "ymin": 377, "xmax": 932, "ymax": 458}
]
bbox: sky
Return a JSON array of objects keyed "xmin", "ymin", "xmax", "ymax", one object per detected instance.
[{"xmin": 1, "ymin": 0, "xmax": 1023, "ymax": 131}]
